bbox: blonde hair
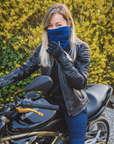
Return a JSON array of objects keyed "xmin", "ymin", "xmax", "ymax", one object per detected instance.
[{"xmin": 39, "ymin": 4, "xmax": 77, "ymax": 67}]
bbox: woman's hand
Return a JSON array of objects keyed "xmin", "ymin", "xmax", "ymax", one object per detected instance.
[{"xmin": 46, "ymin": 41, "xmax": 64, "ymax": 60}]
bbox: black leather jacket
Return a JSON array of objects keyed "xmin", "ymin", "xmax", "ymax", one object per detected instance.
[{"xmin": 0, "ymin": 39, "xmax": 90, "ymax": 116}]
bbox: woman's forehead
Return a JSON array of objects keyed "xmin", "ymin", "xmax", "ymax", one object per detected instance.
[{"xmin": 49, "ymin": 13, "xmax": 67, "ymax": 23}]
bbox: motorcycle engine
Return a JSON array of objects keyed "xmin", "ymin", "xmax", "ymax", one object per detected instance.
[
  {"xmin": 55, "ymin": 137, "xmax": 69, "ymax": 144},
  {"xmin": 33, "ymin": 137, "xmax": 69, "ymax": 144}
]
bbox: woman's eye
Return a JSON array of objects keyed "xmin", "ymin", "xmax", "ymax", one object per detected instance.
[
  {"xmin": 57, "ymin": 24, "xmax": 62, "ymax": 27},
  {"xmin": 48, "ymin": 25, "xmax": 52, "ymax": 28}
]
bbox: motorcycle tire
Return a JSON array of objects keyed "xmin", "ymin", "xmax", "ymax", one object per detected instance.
[{"xmin": 87, "ymin": 115, "xmax": 110, "ymax": 144}]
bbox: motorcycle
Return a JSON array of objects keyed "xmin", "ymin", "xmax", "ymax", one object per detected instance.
[{"xmin": 0, "ymin": 75, "xmax": 113, "ymax": 144}]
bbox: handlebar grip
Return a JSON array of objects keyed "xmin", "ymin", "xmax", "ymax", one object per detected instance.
[
  {"xmin": 21, "ymin": 99, "xmax": 59, "ymax": 110},
  {"xmin": 31, "ymin": 102, "xmax": 59, "ymax": 110}
]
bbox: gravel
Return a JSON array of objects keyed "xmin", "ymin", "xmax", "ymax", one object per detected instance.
[{"xmin": 103, "ymin": 95, "xmax": 114, "ymax": 144}]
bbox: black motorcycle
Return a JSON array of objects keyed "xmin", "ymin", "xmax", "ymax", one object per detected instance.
[{"xmin": 0, "ymin": 75, "xmax": 113, "ymax": 144}]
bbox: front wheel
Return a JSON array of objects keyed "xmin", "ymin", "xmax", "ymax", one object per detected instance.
[{"xmin": 86, "ymin": 116, "xmax": 110, "ymax": 144}]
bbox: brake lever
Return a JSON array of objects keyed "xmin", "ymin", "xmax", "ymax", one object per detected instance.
[{"xmin": 16, "ymin": 107, "xmax": 44, "ymax": 117}]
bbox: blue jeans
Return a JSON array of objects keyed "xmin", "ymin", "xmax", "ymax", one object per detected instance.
[{"xmin": 59, "ymin": 102, "xmax": 87, "ymax": 144}]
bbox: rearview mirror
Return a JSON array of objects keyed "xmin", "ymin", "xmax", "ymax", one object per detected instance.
[{"xmin": 22, "ymin": 75, "xmax": 53, "ymax": 93}]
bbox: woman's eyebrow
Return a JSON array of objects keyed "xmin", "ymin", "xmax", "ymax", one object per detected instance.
[
  {"xmin": 56, "ymin": 21, "xmax": 62, "ymax": 24},
  {"xmin": 48, "ymin": 21, "xmax": 62, "ymax": 25}
]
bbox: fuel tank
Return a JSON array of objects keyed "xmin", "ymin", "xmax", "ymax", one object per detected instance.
[{"xmin": 8, "ymin": 98, "xmax": 56, "ymax": 133}]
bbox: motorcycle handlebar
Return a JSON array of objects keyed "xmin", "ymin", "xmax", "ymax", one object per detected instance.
[
  {"xmin": 21, "ymin": 99, "xmax": 59, "ymax": 111},
  {"xmin": 32, "ymin": 102, "xmax": 59, "ymax": 110},
  {"xmin": 0, "ymin": 99, "xmax": 59, "ymax": 117}
]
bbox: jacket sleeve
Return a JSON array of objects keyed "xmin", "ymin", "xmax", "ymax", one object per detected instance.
[
  {"xmin": 0, "ymin": 45, "xmax": 41, "ymax": 88},
  {"xmin": 57, "ymin": 42, "xmax": 90, "ymax": 90}
]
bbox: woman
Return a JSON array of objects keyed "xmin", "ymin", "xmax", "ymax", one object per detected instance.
[{"xmin": 0, "ymin": 4, "xmax": 90, "ymax": 144}]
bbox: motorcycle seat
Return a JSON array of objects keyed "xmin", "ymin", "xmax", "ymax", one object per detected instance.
[{"xmin": 86, "ymin": 84, "xmax": 110, "ymax": 118}]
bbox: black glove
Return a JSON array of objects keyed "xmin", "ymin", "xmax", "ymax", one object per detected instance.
[{"xmin": 46, "ymin": 41, "xmax": 64, "ymax": 60}]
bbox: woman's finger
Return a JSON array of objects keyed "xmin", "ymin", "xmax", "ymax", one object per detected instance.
[{"xmin": 48, "ymin": 43, "xmax": 55, "ymax": 49}]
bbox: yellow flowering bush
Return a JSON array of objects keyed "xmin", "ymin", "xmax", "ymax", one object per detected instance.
[
  {"xmin": 73, "ymin": 0, "xmax": 114, "ymax": 86},
  {"xmin": 0, "ymin": 0, "xmax": 114, "ymax": 104}
]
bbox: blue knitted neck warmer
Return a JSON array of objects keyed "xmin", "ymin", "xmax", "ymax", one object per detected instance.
[{"xmin": 47, "ymin": 26, "xmax": 71, "ymax": 50}]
